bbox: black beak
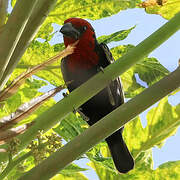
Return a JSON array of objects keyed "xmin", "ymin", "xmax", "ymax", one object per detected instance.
[{"xmin": 60, "ymin": 23, "xmax": 80, "ymax": 40}]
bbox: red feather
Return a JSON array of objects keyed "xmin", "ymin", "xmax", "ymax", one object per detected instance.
[{"xmin": 63, "ymin": 18, "xmax": 99, "ymax": 72}]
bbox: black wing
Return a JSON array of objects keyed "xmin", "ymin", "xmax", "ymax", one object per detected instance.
[
  {"xmin": 99, "ymin": 43, "xmax": 125, "ymax": 107},
  {"xmin": 61, "ymin": 43, "xmax": 125, "ymax": 122}
]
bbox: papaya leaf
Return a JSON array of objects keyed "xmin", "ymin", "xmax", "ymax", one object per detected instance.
[
  {"xmin": 139, "ymin": 0, "xmax": 180, "ymax": 20},
  {"xmin": 123, "ymin": 97, "xmax": 180, "ymax": 159},
  {"xmin": 0, "ymin": 123, "xmax": 32, "ymax": 145},
  {"xmin": 59, "ymin": 163, "xmax": 88, "ymax": 175},
  {"xmin": 53, "ymin": 113, "xmax": 88, "ymax": 142},
  {"xmin": 14, "ymin": 41, "xmax": 64, "ymax": 87},
  {"xmin": 135, "ymin": 57, "xmax": 169, "ymax": 86},
  {"xmin": 111, "ymin": 45, "xmax": 169, "ymax": 97},
  {"xmin": 89, "ymin": 160, "xmax": 180, "ymax": 180},
  {"xmin": 98, "ymin": 26, "xmax": 136, "ymax": 44},
  {"xmin": 48, "ymin": 0, "xmax": 141, "ymax": 25},
  {"xmin": 0, "ymin": 86, "xmax": 64, "ymax": 131},
  {"xmin": 51, "ymin": 172, "xmax": 88, "ymax": 180}
]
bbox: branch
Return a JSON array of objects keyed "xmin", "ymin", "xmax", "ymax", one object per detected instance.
[
  {"xmin": 0, "ymin": 124, "xmax": 32, "ymax": 145},
  {"xmin": 0, "ymin": 151, "xmax": 31, "ymax": 180},
  {"xmin": 0, "ymin": 0, "xmax": 57, "ymax": 90},
  {"xmin": 0, "ymin": 11, "xmax": 180, "ymax": 163},
  {"xmin": 16, "ymin": 65, "xmax": 60, "ymax": 70},
  {"xmin": 0, "ymin": 43, "xmax": 75, "ymax": 102},
  {"xmin": 0, "ymin": 86, "xmax": 64, "ymax": 131},
  {"xmin": 0, "ymin": 0, "xmax": 38, "ymax": 81},
  {"xmin": 19, "ymin": 66, "xmax": 180, "ymax": 180},
  {"xmin": 0, "ymin": 0, "xmax": 8, "ymax": 27}
]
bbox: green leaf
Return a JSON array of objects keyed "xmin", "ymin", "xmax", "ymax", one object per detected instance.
[
  {"xmin": 5, "ymin": 153, "xmax": 35, "ymax": 180},
  {"xmin": 154, "ymin": 161, "xmax": 180, "ymax": 179},
  {"xmin": 98, "ymin": 26, "xmax": 136, "ymax": 44},
  {"xmin": 110, "ymin": 44, "xmax": 145, "ymax": 97},
  {"xmin": 88, "ymin": 161, "xmax": 120, "ymax": 180},
  {"xmin": 110, "ymin": 45, "xmax": 169, "ymax": 97},
  {"xmin": 11, "ymin": 0, "xmax": 17, "ymax": 8},
  {"xmin": 140, "ymin": 0, "xmax": 180, "ymax": 20},
  {"xmin": 134, "ymin": 57, "xmax": 169, "ymax": 86},
  {"xmin": 143, "ymin": 97, "xmax": 180, "ymax": 149},
  {"xmin": 0, "ymin": 78, "xmax": 46, "ymax": 116},
  {"xmin": 60, "ymin": 163, "xmax": 88, "ymax": 175},
  {"xmin": 87, "ymin": 90, "xmax": 180, "ymax": 179},
  {"xmin": 89, "ymin": 158, "xmax": 180, "ymax": 180},
  {"xmin": 48, "ymin": 0, "xmax": 141, "ymax": 25},
  {"xmin": 53, "ymin": 113, "xmax": 88, "ymax": 141},
  {"xmin": 54, "ymin": 112, "xmax": 117, "ymax": 171},
  {"xmin": 87, "ymin": 143, "xmax": 116, "ymax": 172},
  {"xmin": 14, "ymin": 40, "xmax": 64, "ymax": 87},
  {"xmin": 123, "ymin": 97, "xmax": 180, "ymax": 159},
  {"xmin": 36, "ymin": 22, "xmax": 54, "ymax": 41},
  {"xmin": 54, "ymin": 113, "xmax": 118, "ymax": 171},
  {"xmin": 51, "ymin": 172, "xmax": 88, "ymax": 180},
  {"xmin": 0, "ymin": 77, "xmax": 56, "ymax": 127},
  {"xmin": 34, "ymin": 0, "xmax": 141, "ymax": 42}
]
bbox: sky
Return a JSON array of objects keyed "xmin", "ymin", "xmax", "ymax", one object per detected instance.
[{"xmin": 8, "ymin": 2, "xmax": 180, "ymax": 179}]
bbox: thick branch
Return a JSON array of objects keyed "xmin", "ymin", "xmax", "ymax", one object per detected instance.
[
  {"xmin": 0, "ymin": 0, "xmax": 38, "ymax": 81},
  {"xmin": 16, "ymin": 64, "xmax": 60, "ymax": 70},
  {"xmin": 0, "ymin": 0, "xmax": 57, "ymax": 90},
  {"xmin": 0, "ymin": 0, "xmax": 8, "ymax": 27},
  {"xmin": 0, "ymin": 11, "xmax": 180, "ymax": 163},
  {"xmin": 0, "ymin": 152, "xmax": 31, "ymax": 180},
  {"xmin": 19, "ymin": 66, "xmax": 180, "ymax": 180}
]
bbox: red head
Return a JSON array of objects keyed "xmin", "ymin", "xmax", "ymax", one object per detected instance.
[
  {"xmin": 60, "ymin": 18, "xmax": 96, "ymax": 47},
  {"xmin": 60, "ymin": 18, "xmax": 99, "ymax": 72}
]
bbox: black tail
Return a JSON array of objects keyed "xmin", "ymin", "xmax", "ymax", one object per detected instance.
[{"xmin": 105, "ymin": 129, "xmax": 134, "ymax": 173}]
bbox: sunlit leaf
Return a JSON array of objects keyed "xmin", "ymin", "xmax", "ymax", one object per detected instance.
[
  {"xmin": 0, "ymin": 86, "xmax": 64, "ymax": 131},
  {"xmin": 135, "ymin": 57, "xmax": 169, "ymax": 86},
  {"xmin": 48, "ymin": 0, "xmax": 141, "ymax": 25},
  {"xmin": 143, "ymin": 97, "xmax": 180, "ymax": 149},
  {"xmin": 51, "ymin": 172, "xmax": 88, "ymax": 180},
  {"xmin": 53, "ymin": 113, "xmax": 88, "ymax": 142},
  {"xmin": 98, "ymin": 26, "xmax": 135, "ymax": 44},
  {"xmin": 123, "ymin": 97, "xmax": 180, "ymax": 159},
  {"xmin": 0, "ymin": 78, "xmax": 56, "ymax": 127},
  {"xmin": 13, "ymin": 41, "xmax": 64, "ymax": 87},
  {"xmin": 139, "ymin": 0, "xmax": 180, "ymax": 19},
  {"xmin": 0, "ymin": 123, "xmax": 32, "ymax": 145},
  {"xmin": 111, "ymin": 45, "xmax": 169, "ymax": 97},
  {"xmin": 89, "ymin": 158, "xmax": 180, "ymax": 180},
  {"xmin": 60, "ymin": 163, "xmax": 88, "ymax": 175}
]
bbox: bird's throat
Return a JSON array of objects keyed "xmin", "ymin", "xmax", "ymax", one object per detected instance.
[{"xmin": 67, "ymin": 41, "xmax": 99, "ymax": 73}]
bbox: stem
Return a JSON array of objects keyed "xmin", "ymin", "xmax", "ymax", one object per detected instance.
[
  {"xmin": 0, "ymin": 0, "xmax": 8, "ymax": 28},
  {"xmin": 16, "ymin": 64, "xmax": 60, "ymax": 70},
  {"xmin": 0, "ymin": 0, "xmax": 57, "ymax": 90},
  {"xmin": 0, "ymin": 11, "xmax": 180, "ymax": 163},
  {"xmin": 0, "ymin": 0, "xmax": 38, "ymax": 81},
  {"xmin": 0, "ymin": 152, "xmax": 31, "ymax": 180},
  {"xmin": 19, "ymin": 67, "xmax": 180, "ymax": 180}
]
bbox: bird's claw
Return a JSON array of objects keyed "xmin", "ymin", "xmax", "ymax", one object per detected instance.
[
  {"xmin": 97, "ymin": 66, "xmax": 104, "ymax": 73},
  {"xmin": 73, "ymin": 107, "xmax": 77, "ymax": 114},
  {"xmin": 63, "ymin": 92, "xmax": 68, "ymax": 97}
]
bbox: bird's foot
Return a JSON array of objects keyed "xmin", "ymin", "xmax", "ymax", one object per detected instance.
[
  {"xmin": 63, "ymin": 92, "xmax": 68, "ymax": 98},
  {"xmin": 97, "ymin": 66, "xmax": 104, "ymax": 73},
  {"xmin": 73, "ymin": 107, "xmax": 81, "ymax": 114}
]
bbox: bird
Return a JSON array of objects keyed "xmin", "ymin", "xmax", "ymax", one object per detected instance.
[{"xmin": 60, "ymin": 17, "xmax": 134, "ymax": 173}]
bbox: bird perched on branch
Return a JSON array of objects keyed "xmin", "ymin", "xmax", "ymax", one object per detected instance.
[{"xmin": 60, "ymin": 17, "xmax": 134, "ymax": 173}]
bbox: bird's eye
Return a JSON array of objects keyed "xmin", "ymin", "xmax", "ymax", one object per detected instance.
[{"xmin": 83, "ymin": 26, "xmax": 87, "ymax": 31}]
